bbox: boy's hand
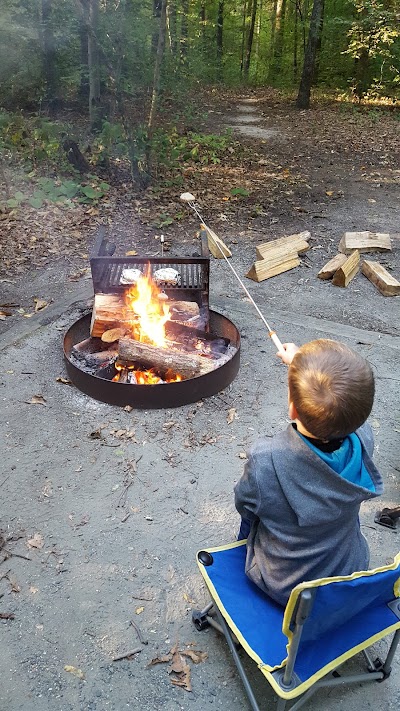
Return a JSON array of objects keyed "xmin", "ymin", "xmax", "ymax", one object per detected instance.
[{"xmin": 276, "ymin": 343, "xmax": 299, "ymax": 365}]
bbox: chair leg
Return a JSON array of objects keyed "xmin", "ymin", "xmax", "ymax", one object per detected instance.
[{"xmin": 214, "ymin": 606, "xmax": 262, "ymax": 711}]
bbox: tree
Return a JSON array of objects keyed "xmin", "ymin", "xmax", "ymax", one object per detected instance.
[
  {"xmin": 243, "ymin": 0, "xmax": 258, "ymax": 80},
  {"xmin": 41, "ymin": 0, "xmax": 58, "ymax": 109},
  {"xmin": 345, "ymin": 0, "xmax": 400, "ymax": 98},
  {"xmin": 296, "ymin": 0, "xmax": 324, "ymax": 108}
]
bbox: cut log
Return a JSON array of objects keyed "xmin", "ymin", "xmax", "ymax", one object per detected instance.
[
  {"xmin": 361, "ymin": 260, "xmax": 400, "ymax": 297},
  {"xmin": 317, "ymin": 254, "xmax": 348, "ymax": 280},
  {"xmin": 71, "ymin": 348, "xmax": 118, "ymax": 368},
  {"xmin": 338, "ymin": 231, "xmax": 392, "ymax": 254},
  {"xmin": 256, "ymin": 231, "xmax": 311, "ymax": 260},
  {"xmin": 118, "ymin": 337, "xmax": 215, "ymax": 379},
  {"xmin": 246, "ymin": 255, "xmax": 300, "ymax": 282},
  {"xmin": 200, "ymin": 224, "xmax": 232, "ymax": 259},
  {"xmin": 90, "ymin": 293, "xmax": 201, "ymax": 338},
  {"xmin": 332, "ymin": 250, "xmax": 360, "ymax": 287},
  {"xmin": 101, "ymin": 327, "xmax": 127, "ymax": 343}
]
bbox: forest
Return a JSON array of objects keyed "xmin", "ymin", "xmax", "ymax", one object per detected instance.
[{"xmin": 1, "ymin": 1, "xmax": 399, "ymax": 189}]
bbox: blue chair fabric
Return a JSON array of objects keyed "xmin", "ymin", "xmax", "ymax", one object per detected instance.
[{"xmin": 197, "ymin": 540, "xmax": 400, "ymax": 700}]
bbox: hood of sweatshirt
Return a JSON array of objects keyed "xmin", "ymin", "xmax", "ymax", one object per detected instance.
[{"xmin": 270, "ymin": 425, "xmax": 383, "ymax": 527}]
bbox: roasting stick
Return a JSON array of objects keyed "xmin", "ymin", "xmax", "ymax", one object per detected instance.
[{"xmin": 180, "ymin": 193, "xmax": 284, "ymax": 354}]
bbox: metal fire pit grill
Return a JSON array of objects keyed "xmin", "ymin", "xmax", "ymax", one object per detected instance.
[{"xmin": 63, "ymin": 228, "xmax": 241, "ymax": 408}]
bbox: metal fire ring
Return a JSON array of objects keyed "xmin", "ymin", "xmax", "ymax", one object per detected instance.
[{"xmin": 64, "ymin": 311, "xmax": 240, "ymax": 409}]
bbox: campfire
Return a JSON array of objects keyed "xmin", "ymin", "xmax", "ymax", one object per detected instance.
[
  {"xmin": 72, "ymin": 266, "xmax": 230, "ymax": 384},
  {"xmin": 63, "ymin": 229, "xmax": 240, "ymax": 407}
]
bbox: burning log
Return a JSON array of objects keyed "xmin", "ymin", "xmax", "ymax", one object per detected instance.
[
  {"xmin": 118, "ymin": 337, "xmax": 215, "ymax": 380},
  {"xmin": 90, "ymin": 294, "xmax": 201, "ymax": 338},
  {"xmin": 72, "ymin": 348, "xmax": 118, "ymax": 369}
]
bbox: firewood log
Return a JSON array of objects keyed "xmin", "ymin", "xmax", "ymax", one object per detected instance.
[
  {"xmin": 90, "ymin": 293, "xmax": 201, "ymax": 338},
  {"xmin": 317, "ymin": 254, "xmax": 347, "ymax": 280},
  {"xmin": 118, "ymin": 337, "xmax": 215, "ymax": 380},
  {"xmin": 332, "ymin": 250, "xmax": 360, "ymax": 287},
  {"xmin": 361, "ymin": 260, "xmax": 400, "ymax": 296}
]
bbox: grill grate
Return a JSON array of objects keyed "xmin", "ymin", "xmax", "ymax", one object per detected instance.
[{"xmin": 90, "ymin": 227, "xmax": 210, "ymax": 312}]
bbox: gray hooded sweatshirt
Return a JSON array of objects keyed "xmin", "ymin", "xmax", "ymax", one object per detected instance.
[{"xmin": 234, "ymin": 422, "xmax": 383, "ymax": 606}]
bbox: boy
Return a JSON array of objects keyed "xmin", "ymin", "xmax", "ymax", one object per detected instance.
[{"xmin": 234, "ymin": 339, "xmax": 383, "ymax": 607}]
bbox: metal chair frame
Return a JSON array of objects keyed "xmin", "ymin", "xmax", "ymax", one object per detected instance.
[{"xmin": 193, "ymin": 590, "xmax": 400, "ymax": 710}]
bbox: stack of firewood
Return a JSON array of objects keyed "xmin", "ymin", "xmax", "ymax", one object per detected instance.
[
  {"xmin": 318, "ymin": 231, "xmax": 400, "ymax": 296},
  {"xmin": 246, "ymin": 231, "xmax": 311, "ymax": 282}
]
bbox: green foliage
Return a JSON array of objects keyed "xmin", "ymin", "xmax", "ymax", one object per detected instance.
[
  {"xmin": 230, "ymin": 187, "xmax": 250, "ymax": 197},
  {"xmin": 152, "ymin": 128, "xmax": 234, "ymax": 169},
  {"xmin": 0, "ymin": 111, "xmax": 66, "ymax": 168},
  {"xmin": 344, "ymin": 0, "xmax": 400, "ymax": 97},
  {"xmin": 4, "ymin": 176, "xmax": 109, "ymax": 211}
]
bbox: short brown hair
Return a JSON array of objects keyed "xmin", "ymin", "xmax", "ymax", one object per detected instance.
[{"xmin": 288, "ymin": 339, "xmax": 375, "ymax": 440}]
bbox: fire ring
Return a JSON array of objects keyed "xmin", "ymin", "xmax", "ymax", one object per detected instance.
[{"xmin": 64, "ymin": 311, "xmax": 240, "ymax": 409}]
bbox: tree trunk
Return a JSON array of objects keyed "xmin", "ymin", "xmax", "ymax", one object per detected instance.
[
  {"xmin": 78, "ymin": 4, "xmax": 90, "ymax": 102},
  {"xmin": 88, "ymin": 0, "xmax": 102, "ymax": 130},
  {"xmin": 354, "ymin": 48, "xmax": 370, "ymax": 99},
  {"xmin": 216, "ymin": 0, "xmax": 224, "ymax": 66},
  {"xmin": 296, "ymin": 0, "xmax": 324, "ymax": 109},
  {"xmin": 240, "ymin": 0, "xmax": 248, "ymax": 75},
  {"xmin": 41, "ymin": 0, "xmax": 58, "ymax": 109},
  {"xmin": 147, "ymin": 0, "xmax": 167, "ymax": 170},
  {"xmin": 243, "ymin": 0, "xmax": 258, "ymax": 80},
  {"xmin": 313, "ymin": 0, "xmax": 325, "ymax": 83},
  {"xmin": 268, "ymin": 0, "xmax": 287, "ymax": 82},
  {"xmin": 293, "ymin": 0, "xmax": 298, "ymax": 80},
  {"xmin": 180, "ymin": 0, "xmax": 189, "ymax": 63}
]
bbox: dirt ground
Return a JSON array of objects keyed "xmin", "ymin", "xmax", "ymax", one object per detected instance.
[{"xmin": 0, "ymin": 91, "xmax": 399, "ymax": 710}]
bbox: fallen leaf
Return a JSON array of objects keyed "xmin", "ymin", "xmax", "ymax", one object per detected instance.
[
  {"xmin": 238, "ymin": 451, "xmax": 247, "ymax": 459},
  {"xmin": 64, "ymin": 665, "xmax": 85, "ymax": 680},
  {"xmin": 126, "ymin": 250, "xmax": 138, "ymax": 256},
  {"xmin": 135, "ymin": 606, "xmax": 144, "ymax": 614},
  {"xmin": 56, "ymin": 377, "xmax": 72, "ymax": 385},
  {"xmin": 34, "ymin": 298, "xmax": 48, "ymax": 312},
  {"xmin": 27, "ymin": 395, "xmax": 47, "ymax": 405},
  {"xmin": 325, "ymin": 190, "xmax": 334, "ymax": 196},
  {"xmin": 0, "ymin": 612, "xmax": 15, "ymax": 620},
  {"xmin": 27, "ymin": 533, "xmax": 44, "ymax": 549},
  {"xmin": 89, "ymin": 429, "xmax": 103, "ymax": 440},
  {"xmin": 183, "ymin": 592, "xmax": 196, "ymax": 604},
  {"xmin": 163, "ymin": 421, "xmax": 176, "ymax": 431},
  {"xmin": 226, "ymin": 408, "xmax": 237, "ymax": 424},
  {"xmin": 181, "ymin": 649, "xmax": 208, "ymax": 664},
  {"xmin": 124, "ymin": 405, "xmax": 133, "ymax": 412},
  {"xmin": 148, "ymin": 654, "xmax": 173, "ymax": 666},
  {"xmin": 0, "ymin": 310, "xmax": 12, "ymax": 320}
]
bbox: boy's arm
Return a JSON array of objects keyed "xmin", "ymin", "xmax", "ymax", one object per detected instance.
[{"xmin": 234, "ymin": 453, "xmax": 261, "ymax": 522}]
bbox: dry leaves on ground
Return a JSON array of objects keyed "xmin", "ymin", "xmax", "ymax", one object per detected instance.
[
  {"xmin": 26, "ymin": 394, "xmax": 47, "ymax": 405},
  {"xmin": 226, "ymin": 407, "xmax": 237, "ymax": 424},
  {"xmin": 148, "ymin": 641, "xmax": 208, "ymax": 692},
  {"xmin": 64, "ymin": 665, "xmax": 85, "ymax": 680},
  {"xmin": 27, "ymin": 533, "xmax": 44, "ymax": 549}
]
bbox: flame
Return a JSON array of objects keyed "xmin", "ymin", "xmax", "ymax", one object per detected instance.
[
  {"xmin": 124, "ymin": 266, "xmax": 170, "ymax": 348},
  {"xmin": 112, "ymin": 361, "xmax": 182, "ymax": 385}
]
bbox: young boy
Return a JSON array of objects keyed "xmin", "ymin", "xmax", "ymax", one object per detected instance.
[{"xmin": 234, "ymin": 339, "xmax": 383, "ymax": 607}]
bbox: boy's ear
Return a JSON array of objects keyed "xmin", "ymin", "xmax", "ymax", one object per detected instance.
[{"xmin": 288, "ymin": 401, "xmax": 298, "ymax": 421}]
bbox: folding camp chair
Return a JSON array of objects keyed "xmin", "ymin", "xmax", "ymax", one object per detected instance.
[{"xmin": 193, "ymin": 541, "xmax": 400, "ymax": 710}]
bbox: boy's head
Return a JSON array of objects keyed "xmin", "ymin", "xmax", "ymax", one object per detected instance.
[{"xmin": 288, "ymin": 339, "xmax": 374, "ymax": 440}]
